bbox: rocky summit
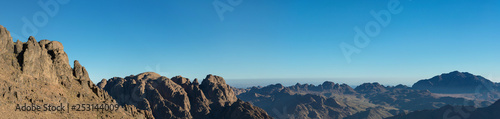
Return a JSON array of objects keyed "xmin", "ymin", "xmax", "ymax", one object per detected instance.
[
  {"xmin": 98, "ymin": 72, "xmax": 272, "ymax": 119},
  {"xmin": 0, "ymin": 25, "xmax": 152, "ymax": 118},
  {"xmin": 412, "ymin": 71, "xmax": 499, "ymax": 94}
]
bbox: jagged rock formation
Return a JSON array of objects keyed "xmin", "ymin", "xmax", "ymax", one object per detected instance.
[
  {"xmin": 412, "ymin": 71, "xmax": 499, "ymax": 94},
  {"xmin": 0, "ymin": 25, "xmax": 152, "ymax": 118},
  {"xmin": 289, "ymin": 81, "xmax": 357, "ymax": 95},
  {"xmin": 98, "ymin": 73, "xmax": 272, "ymax": 119}
]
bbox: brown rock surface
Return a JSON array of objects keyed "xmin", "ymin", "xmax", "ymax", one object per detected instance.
[
  {"xmin": 200, "ymin": 74, "xmax": 238, "ymax": 107},
  {"xmin": 99, "ymin": 73, "xmax": 272, "ymax": 119},
  {"xmin": 0, "ymin": 25, "xmax": 152, "ymax": 118}
]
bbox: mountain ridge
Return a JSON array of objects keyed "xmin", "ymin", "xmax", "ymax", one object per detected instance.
[{"xmin": 98, "ymin": 72, "xmax": 272, "ymax": 119}]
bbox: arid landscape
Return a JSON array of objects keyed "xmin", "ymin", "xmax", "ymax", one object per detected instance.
[
  {"xmin": 1, "ymin": 25, "xmax": 499, "ymax": 118},
  {"xmin": 1, "ymin": 0, "xmax": 499, "ymax": 118}
]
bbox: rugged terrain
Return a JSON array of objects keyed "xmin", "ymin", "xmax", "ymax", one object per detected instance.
[
  {"xmin": 98, "ymin": 73, "xmax": 272, "ymax": 119},
  {"xmin": 0, "ymin": 25, "xmax": 152, "ymax": 118},
  {"xmin": 2, "ymin": 24, "xmax": 499, "ymax": 119},
  {"xmin": 236, "ymin": 71, "xmax": 498, "ymax": 119}
]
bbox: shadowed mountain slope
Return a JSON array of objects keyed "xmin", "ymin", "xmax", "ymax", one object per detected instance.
[
  {"xmin": 386, "ymin": 99, "xmax": 500, "ymax": 119},
  {"xmin": 413, "ymin": 71, "xmax": 499, "ymax": 94}
]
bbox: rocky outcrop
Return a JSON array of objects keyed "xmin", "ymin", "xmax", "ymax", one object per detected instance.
[
  {"xmin": 99, "ymin": 72, "xmax": 272, "ymax": 119},
  {"xmin": 355, "ymin": 83, "xmax": 388, "ymax": 94},
  {"xmin": 0, "ymin": 25, "xmax": 152, "ymax": 118},
  {"xmin": 200, "ymin": 74, "xmax": 238, "ymax": 107}
]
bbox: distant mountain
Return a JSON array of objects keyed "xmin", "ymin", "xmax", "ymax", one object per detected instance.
[
  {"xmin": 0, "ymin": 25, "xmax": 151, "ymax": 118},
  {"xmin": 98, "ymin": 73, "xmax": 271, "ymax": 119},
  {"xmin": 289, "ymin": 81, "xmax": 357, "ymax": 95},
  {"xmin": 238, "ymin": 83, "xmax": 362, "ymax": 119},
  {"xmin": 386, "ymin": 99, "xmax": 500, "ymax": 119},
  {"xmin": 356, "ymin": 83, "xmax": 490, "ymax": 111},
  {"xmin": 412, "ymin": 71, "xmax": 498, "ymax": 94},
  {"xmin": 354, "ymin": 82, "xmax": 388, "ymax": 94},
  {"xmin": 236, "ymin": 81, "xmax": 492, "ymax": 119}
]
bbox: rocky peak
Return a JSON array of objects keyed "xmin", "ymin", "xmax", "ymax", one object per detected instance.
[
  {"xmin": 73, "ymin": 60, "xmax": 88, "ymax": 80},
  {"xmin": 201, "ymin": 74, "xmax": 225, "ymax": 85},
  {"xmin": 0, "ymin": 25, "xmax": 14, "ymax": 54},
  {"xmin": 321, "ymin": 81, "xmax": 336, "ymax": 88},
  {"xmin": 412, "ymin": 71, "xmax": 497, "ymax": 94},
  {"xmin": 200, "ymin": 74, "xmax": 237, "ymax": 107},
  {"xmin": 171, "ymin": 75, "xmax": 191, "ymax": 85},
  {"xmin": 250, "ymin": 83, "xmax": 285, "ymax": 95},
  {"xmin": 192, "ymin": 78, "xmax": 199, "ymax": 85},
  {"xmin": 97, "ymin": 79, "xmax": 108, "ymax": 89},
  {"xmin": 355, "ymin": 82, "xmax": 387, "ymax": 94},
  {"xmin": 134, "ymin": 72, "xmax": 162, "ymax": 81}
]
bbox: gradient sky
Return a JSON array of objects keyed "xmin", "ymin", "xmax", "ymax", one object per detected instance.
[{"xmin": 1, "ymin": 0, "xmax": 499, "ymax": 86}]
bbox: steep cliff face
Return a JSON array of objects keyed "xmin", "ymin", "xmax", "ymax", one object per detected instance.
[
  {"xmin": 0, "ymin": 25, "xmax": 152, "ymax": 118},
  {"xmin": 99, "ymin": 72, "xmax": 272, "ymax": 119}
]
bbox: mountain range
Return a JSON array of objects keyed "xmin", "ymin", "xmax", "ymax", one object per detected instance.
[
  {"xmin": 0, "ymin": 25, "xmax": 270, "ymax": 119},
  {"xmin": 235, "ymin": 71, "xmax": 500, "ymax": 119},
  {"xmin": 1, "ymin": 24, "xmax": 499, "ymax": 119}
]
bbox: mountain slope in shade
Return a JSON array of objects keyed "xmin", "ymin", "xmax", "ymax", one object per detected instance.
[
  {"xmin": 344, "ymin": 107, "xmax": 395, "ymax": 119},
  {"xmin": 0, "ymin": 25, "xmax": 152, "ymax": 118},
  {"xmin": 386, "ymin": 99, "xmax": 500, "ymax": 119},
  {"xmin": 238, "ymin": 86, "xmax": 359, "ymax": 119},
  {"xmin": 356, "ymin": 82, "xmax": 490, "ymax": 111},
  {"xmin": 237, "ymin": 83, "xmax": 389, "ymax": 119},
  {"xmin": 98, "ymin": 73, "xmax": 272, "ymax": 119},
  {"xmin": 412, "ymin": 71, "xmax": 498, "ymax": 94}
]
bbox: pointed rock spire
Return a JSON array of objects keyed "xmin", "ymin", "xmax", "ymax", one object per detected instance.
[
  {"xmin": 0, "ymin": 25, "xmax": 14, "ymax": 54},
  {"xmin": 73, "ymin": 60, "xmax": 89, "ymax": 81}
]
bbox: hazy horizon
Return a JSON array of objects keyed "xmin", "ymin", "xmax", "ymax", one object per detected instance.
[{"xmin": 1, "ymin": 0, "xmax": 499, "ymax": 85}]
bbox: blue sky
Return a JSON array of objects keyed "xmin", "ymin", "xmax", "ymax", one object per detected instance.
[{"xmin": 1, "ymin": 0, "xmax": 499, "ymax": 86}]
